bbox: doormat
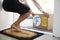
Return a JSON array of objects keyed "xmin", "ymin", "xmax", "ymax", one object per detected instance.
[{"xmin": 0, "ymin": 28, "xmax": 43, "ymax": 40}]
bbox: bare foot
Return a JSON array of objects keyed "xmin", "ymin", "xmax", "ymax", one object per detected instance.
[{"xmin": 11, "ymin": 24, "xmax": 21, "ymax": 32}]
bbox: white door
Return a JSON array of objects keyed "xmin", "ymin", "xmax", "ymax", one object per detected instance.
[{"xmin": 53, "ymin": 0, "xmax": 60, "ymax": 37}]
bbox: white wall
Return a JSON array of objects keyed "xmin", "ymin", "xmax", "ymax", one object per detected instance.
[
  {"xmin": 27, "ymin": 0, "xmax": 54, "ymax": 14},
  {"xmin": 0, "ymin": 10, "xmax": 13, "ymax": 31},
  {"xmin": 53, "ymin": 0, "xmax": 60, "ymax": 37}
]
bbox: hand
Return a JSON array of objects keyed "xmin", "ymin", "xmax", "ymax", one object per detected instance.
[{"xmin": 42, "ymin": 11, "xmax": 49, "ymax": 18}]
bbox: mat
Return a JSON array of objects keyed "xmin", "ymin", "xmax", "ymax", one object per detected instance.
[{"xmin": 0, "ymin": 28, "xmax": 43, "ymax": 40}]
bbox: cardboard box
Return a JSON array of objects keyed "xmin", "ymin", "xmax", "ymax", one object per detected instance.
[{"xmin": 32, "ymin": 14, "xmax": 53, "ymax": 30}]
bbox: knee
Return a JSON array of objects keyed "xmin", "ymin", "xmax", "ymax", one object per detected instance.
[
  {"xmin": 26, "ymin": 10, "xmax": 31, "ymax": 15},
  {"xmin": 27, "ymin": 10, "xmax": 33, "ymax": 15}
]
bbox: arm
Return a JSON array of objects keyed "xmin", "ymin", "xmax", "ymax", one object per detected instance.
[
  {"xmin": 32, "ymin": 0, "xmax": 43, "ymax": 12},
  {"xmin": 32, "ymin": 0, "xmax": 49, "ymax": 17}
]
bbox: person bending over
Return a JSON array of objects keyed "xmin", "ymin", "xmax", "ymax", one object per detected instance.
[{"xmin": 2, "ymin": 0, "xmax": 49, "ymax": 31}]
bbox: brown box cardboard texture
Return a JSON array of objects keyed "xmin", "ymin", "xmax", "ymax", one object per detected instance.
[{"xmin": 32, "ymin": 14, "xmax": 53, "ymax": 30}]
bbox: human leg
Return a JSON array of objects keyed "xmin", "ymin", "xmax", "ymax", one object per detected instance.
[{"xmin": 11, "ymin": 10, "xmax": 33, "ymax": 31}]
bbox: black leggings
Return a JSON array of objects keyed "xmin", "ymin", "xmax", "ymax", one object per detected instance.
[{"xmin": 2, "ymin": 0, "xmax": 30, "ymax": 15}]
